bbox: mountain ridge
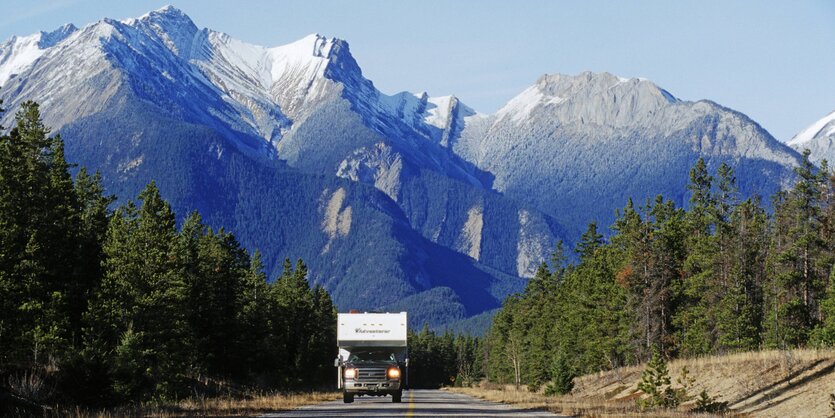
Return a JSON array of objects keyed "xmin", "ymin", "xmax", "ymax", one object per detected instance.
[{"xmin": 0, "ymin": 6, "xmax": 808, "ymax": 330}]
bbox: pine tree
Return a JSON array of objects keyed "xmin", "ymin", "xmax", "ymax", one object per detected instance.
[
  {"xmin": 308, "ymin": 284, "xmax": 337, "ymax": 384},
  {"xmin": 636, "ymin": 351, "xmax": 679, "ymax": 409},
  {"xmin": 576, "ymin": 222, "xmax": 604, "ymax": 259},
  {"xmin": 544, "ymin": 350, "xmax": 575, "ymax": 395},
  {"xmin": 519, "ymin": 263, "xmax": 555, "ymax": 388},
  {"xmin": 69, "ymin": 169, "xmax": 113, "ymax": 347},
  {"xmin": 272, "ymin": 258, "xmax": 316, "ymax": 387},
  {"xmin": 765, "ymin": 150, "xmax": 829, "ymax": 348},
  {"xmin": 0, "ymin": 101, "xmax": 81, "ymax": 367},
  {"xmin": 716, "ymin": 198, "xmax": 767, "ymax": 351},
  {"xmin": 487, "ymin": 296, "xmax": 526, "ymax": 388},
  {"xmin": 676, "ymin": 159, "xmax": 718, "ymax": 356},
  {"xmin": 237, "ymin": 250, "xmax": 274, "ymax": 380},
  {"xmin": 811, "ymin": 273, "xmax": 835, "ymax": 346},
  {"xmin": 810, "ymin": 164, "xmax": 835, "ymax": 346},
  {"xmin": 87, "ymin": 183, "xmax": 189, "ymax": 400}
]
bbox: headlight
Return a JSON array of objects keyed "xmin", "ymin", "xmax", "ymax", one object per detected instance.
[
  {"xmin": 344, "ymin": 368, "xmax": 357, "ymax": 379},
  {"xmin": 387, "ymin": 367, "xmax": 401, "ymax": 379}
]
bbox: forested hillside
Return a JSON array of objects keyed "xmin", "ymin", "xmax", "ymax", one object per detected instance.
[
  {"xmin": 485, "ymin": 154, "xmax": 835, "ymax": 389},
  {"xmin": 0, "ymin": 8, "xmax": 809, "ymax": 333},
  {"xmin": 0, "ymin": 102, "xmax": 336, "ymax": 412}
]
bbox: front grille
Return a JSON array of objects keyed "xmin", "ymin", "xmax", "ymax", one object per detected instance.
[{"xmin": 356, "ymin": 367, "xmax": 387, "ymax": 381}]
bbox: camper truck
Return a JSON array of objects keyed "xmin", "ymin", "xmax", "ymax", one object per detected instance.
[{"xmin": 335, "ymin": 312, "xmax": 408, "ymax": 403}]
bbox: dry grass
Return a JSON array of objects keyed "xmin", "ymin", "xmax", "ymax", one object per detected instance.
[
  {"xmin": 447, "ymin": 386, "xmax": 725, "ymax": 417},
  {"xmin": 60, "ymin": 391, "xmax": 340, "ymax": 417},
  {"xmin": 448, "ymin": 348, "xmax": 835, "ymax": 417}
]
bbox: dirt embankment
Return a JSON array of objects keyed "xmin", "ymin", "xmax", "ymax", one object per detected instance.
[{"xmin": 449, "ymin": 349, "xmax": 835, "ymax": 417}]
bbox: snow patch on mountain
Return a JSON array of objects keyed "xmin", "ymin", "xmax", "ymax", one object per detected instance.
[
  {"xmin": 0, "ymin": 24, "xmax": 77, "ymax": 86},
  {"xmin": 267, "ymin": 34, "xmax": 334, "ymax": 82},
  {"xmin": 496, "ymin": 85, "xmax": 557, "ymax": 123}
]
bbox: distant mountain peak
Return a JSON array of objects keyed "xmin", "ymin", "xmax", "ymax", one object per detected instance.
[
  {"xmin": 126, "ymin": 5, "xmax": 198, "ymax": 58},
  {"xmin": 496, "ymin": 71, "xmax": 678, "ymax": 125},
  {"xmin": 788, "ymin": 110, "xmax": 835, "ymax": 147},
  {"xmin": 38, "ymin": 23, "xmax": 78, "ymax": 49},
  {"xmin": 156, "ymin": 4, "xmax": 179, "ymax": 13},
  {"xmin": 535, "ymin": 71, "xmax": 677, "ymax": 103},
  {"xmin": 140, "ymin": 5, "xmax": 191, "ymax": 22},
  {"xmin": 788, "ymin": 110, "xmax": 835, "ymax": 165}
]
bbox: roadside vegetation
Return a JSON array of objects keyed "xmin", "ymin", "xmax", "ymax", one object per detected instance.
[{"xmin": 36, "ymin": 391, "xmax": 340, "ymax": 417}]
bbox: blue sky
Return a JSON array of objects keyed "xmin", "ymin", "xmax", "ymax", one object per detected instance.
[{"xmin": 1, "ymin": 0, "xmax": 832, "ymax": 141}]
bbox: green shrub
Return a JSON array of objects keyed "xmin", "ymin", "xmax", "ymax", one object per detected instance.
[
  {"xmin": 693, "ymin": 389, "xmax": 728, "ymax": 413},
  {"xmin": 636, "ymin": 351, "xmax": 686, "ymax": 410}
]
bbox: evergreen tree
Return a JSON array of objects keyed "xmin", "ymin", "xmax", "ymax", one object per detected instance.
[
  {"xmin": 575, "ymin": 222, "xmax": 604, "ymax": 259},
  {"xmin": 487, "ymin": 296, "xmax": 526, "ymax": 388},
  {"xmin": 272, "ymin": 259, "xmax": 316, "ymax": 387},
  {"xmin": 810, "ymin": 164, "xmax": 835, "ymax": 346},
  {"xmin": 0, "ymin": 101, "xmax": 81, "ymax": 368},
  {"xmin": 237, "ymin": 250, "xmax": 281, "ymax": 382},
  {"xmin": 636, "ymin": 351, "xmax": 681, "ymax": 409},
  {"xmin": 676, "ymin": 159, "xmax": 719, "ymax": 356},
  {"xmin": 765, "ymin": 150, "xmax": 829, "ymax": 347},
  {"xmin": 87, "ymin": 183, "xmax": 189, "ymax": 400},
  {"xmin": 544, "ymin": 350, "xmax": 575, "ymax": 396},
  {"xmin": 69, "ymin": 169, "xmax": 114, "ymax": 346},
  {"xmin": 308, "ymin": 284, "xmax": 337, "ymax": 384},
  {"xmin": 716, "ymin": 198, "xmax": 768, "ymax": 351}
]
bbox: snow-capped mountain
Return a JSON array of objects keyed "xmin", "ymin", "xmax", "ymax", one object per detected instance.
[
  {"xmin": 453, "ymin": 72, "xmax": 801, "ymax": 236},
  {"xmin": 788, "ymin": 110, "xmax": 835, "ymax": 165},
  {"xmin": 0, "ymin": 6, "xmax": 557, "ymax": 328},
  {"xmin": 0, "ymin": 7, "xmax": 806, "ymax": 328}
]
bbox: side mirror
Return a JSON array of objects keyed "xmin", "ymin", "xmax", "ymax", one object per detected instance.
[
  {"xmin": 405, "ymin": 358, "xmax": 410, "ymax": 367},
  {"xmin": 334, "ymin": 357, "xmax": 341, "ymax": 367}
]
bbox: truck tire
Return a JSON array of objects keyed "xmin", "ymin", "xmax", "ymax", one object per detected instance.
[
  {"xmin": 343, "ymin": 392, "xmax": 354, "ymax": 403},
  {"xmin": 392, "ymin": 390, "xmax": 402, "ymax": 403}
]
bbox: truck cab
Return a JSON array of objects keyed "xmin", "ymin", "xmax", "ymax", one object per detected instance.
[{"xmin": 335, "ymin": 312, "xmax": 408, "ymax": 403}]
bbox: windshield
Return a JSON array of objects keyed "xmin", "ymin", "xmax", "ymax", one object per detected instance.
[{"xmin": 348, "ymin": 349, "xmax": 397, "ymax": 364}]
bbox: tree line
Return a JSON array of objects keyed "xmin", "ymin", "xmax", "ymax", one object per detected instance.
[
  {"xmin": 486, "ymin": 154, "xmax": 835, "ymax": 390},
  {"xmin": 0, "ymin": 101, "xmax": 336, "ymax": 408},
  {"xmin": 407, "ymin": 325, "xmax": 486, "ymax": 389}
]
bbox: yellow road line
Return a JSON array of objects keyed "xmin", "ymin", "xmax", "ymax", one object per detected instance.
[{"xmin": 406, "ymin": 391, "xmax": 414, "ymax": 417}]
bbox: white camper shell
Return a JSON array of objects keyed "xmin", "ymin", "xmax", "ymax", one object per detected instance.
[
  {"xmin": 338, "ymin": 312, "xmax": 407, "ymax": 348},
  {"xmin": 336, "ymin": 312, "xmax": 408, "ymax": 403}
]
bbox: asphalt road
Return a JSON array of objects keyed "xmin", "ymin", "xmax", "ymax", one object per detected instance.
[{"xmin": 262, "ymin": 389, "xmax": 565, "ymax": 417}]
